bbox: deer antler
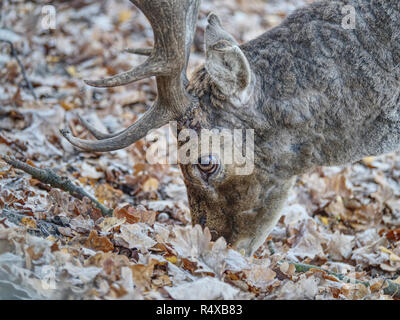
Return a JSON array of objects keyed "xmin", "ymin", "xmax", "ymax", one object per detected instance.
[{"xmin": 61, "ymin": 0, "xmax": 200, "ymax": 152}]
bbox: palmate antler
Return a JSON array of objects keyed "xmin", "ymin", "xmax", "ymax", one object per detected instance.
[{"xmin": 61, "ymin": 0, "xmax": 201, "ymax": 152}]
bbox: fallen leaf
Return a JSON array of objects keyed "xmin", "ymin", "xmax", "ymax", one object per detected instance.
[
  {"xmin": 99, "ymin": 217, "xmax": 126, "ymax": 233},
  {"xmin": 118, "ymin": 10, "xmax": 132, "ymax": 23},
  {"xmin": 85, "ymin": 230, "xmax": 114, "ymax": 252},
  {"xmin": 142, "ymin": 177, "xmax": 159, "ymax": 192},
  {"xmin": 165, "ymin": 277, "xmax": 245, "ymax": 300},
  {"xmin": 165, "ymin": 255, "xmax": 178, "ymax": 264},
  {"xmin": 21, "ymin": 217, "xmax": 37, "ymax": 229},
  {"xmin": 115, "ymin": 223, "xmax": 156, "ymax": 252},
  {"xmin": 386, "ymin": 228, "xmax": 400, "ymax": 242}
]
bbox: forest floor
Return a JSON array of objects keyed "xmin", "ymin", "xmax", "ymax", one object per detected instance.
[{"xmin": 0, "ymin": 0, "xmax": 399, "ymax": 300}]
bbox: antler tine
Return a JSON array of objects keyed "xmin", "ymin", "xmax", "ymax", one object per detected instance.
[
  {"xmin": 84, "ymin": 59, "xmax": 167, "ymax": 88},
  {"xmin": 125, "ymin": 48, "xmax": 152, "ymax": 56},
  {"xmin": 61, "ymin": 102, "xmax": 171, "ymax": 152},
  {"xmin": 85, "ymin": 0, "xmax": 199, "ymax": 92},
  {"xmin": 77, "ymin": 114, "xmax": 122, "ymax": 140},
  {"xmin": 62, "ymin": 0, "xmax": 200, "ymax": 152}
]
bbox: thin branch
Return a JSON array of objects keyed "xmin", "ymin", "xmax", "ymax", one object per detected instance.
[
  {"xmin": 2, "ymin": 155, "xmax": 113, "ymax": 216},
  {"xmin": 281, "ymin": 261, "xmax": 400, "ymax": 299},
  {"xmin": 0, "ymin": 38, "xmax": 37, "ymax": 101},
  {"xmin": 125, "ymin": 47, "xmax": 152, "ymax": 56},
  {"xmin": 286, "ymin": 262, "xmax": 370, "ymax": 286}
]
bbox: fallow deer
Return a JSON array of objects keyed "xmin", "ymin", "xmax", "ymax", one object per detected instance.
[{"xmin": 61, "ymin": 0, "xmax": 400, "ymax": 255}]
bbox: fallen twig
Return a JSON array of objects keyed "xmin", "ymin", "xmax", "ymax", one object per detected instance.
[
  {"xmin": 125, "ymin": 47, "xmax": 152, "ymax": 56},
  {"xmin": 284, "ymin": 261, "xmax": 370, "ymax": 286},
  {"xmin": 279, "ymin": 261, "xmax": 400, "ymax": 299},
  {"xmin": 2, "ymin": 155, "xmax": 113, "ymax": 216},
  {"xmin": 267, "ymin": 239, "xmax": 400, "ymax": 298}
]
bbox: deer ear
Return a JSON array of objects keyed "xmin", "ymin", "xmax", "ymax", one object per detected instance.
[{"xmin": 205, "ymin": 13, "xmax": 251, "ymax": 97}]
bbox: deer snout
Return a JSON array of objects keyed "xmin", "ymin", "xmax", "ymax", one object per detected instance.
[{"xmin": 193, "ymin": 210, "xmax": 237, "ymax": 244}]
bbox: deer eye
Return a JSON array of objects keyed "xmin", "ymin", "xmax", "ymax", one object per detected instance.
[{"xmin": 197, "ymin": 155, "xmax": 219, "ymax": 175}]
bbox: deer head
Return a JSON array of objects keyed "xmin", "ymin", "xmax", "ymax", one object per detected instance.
[{"xmin": 61, "ymin": 0, "xmax": 296, "ymax": 256}]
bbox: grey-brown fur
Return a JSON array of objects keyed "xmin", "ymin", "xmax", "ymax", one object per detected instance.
[
  {"xmin": 195, "ymin": 0, "xmax": 400, "ymax": 177},
  {"xmin": 63, "ymin": 0, "xmax": 400, "ymax": 255},
  {"xmin": 181, "ymin": 0, "xmax": 400, "ymax": 255}
]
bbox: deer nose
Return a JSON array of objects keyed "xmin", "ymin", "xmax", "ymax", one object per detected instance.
[
  {"xmin": 209, "ymin": 229, "xmax": 221, "ymax": 241},
  {"xmin": 198, "ymin": 216, "xmax": 220, "ymax": 241}
]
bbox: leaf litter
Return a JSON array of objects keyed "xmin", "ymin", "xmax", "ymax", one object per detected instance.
[{"xmin": 1, "ymin": 0, "xmax": 400, "ymax": 300}]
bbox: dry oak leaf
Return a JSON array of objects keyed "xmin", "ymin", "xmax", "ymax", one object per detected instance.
[
  {"xmin": 129, "ymin": 206, "xmax": 157, "ymax": 225},
  {"xmin": 99, "ymin": 217, "xmax": 126, "ymax": 233},
  {"xmin": 243, "ymin": 264, "xmax": 276, "ymax": 288},
  {"xmin": 386, "ymin": 228, "xmax": 400, "ymax": 242},
  {"xmin": 85, "ymin": 251, "xmax": 130, "ymax": 273},
  {"xmin": 85, "ymin": 230, "xmax": 114, "ymax": 252},
  {"xmin": 152, "ymin": 274, "xmax": 172, "ymax": 288},
  {"xmin": 327, "ymin": 231, "xmax": 355, "ymax": 260},
  {"xmin": 165, "ymin": 277, "xmax": 244, "ymax": 300},
  {"xmin": 287, "ymin": 219, "xmax": 328, "ymax": 260},
  {"xmin": 129, "ymin": 259, "xmax": 160, "ymax": 290},
  {"xmin": 20, "ymin": 217, "xmax": 37, "ymax": 229},
  {"xmin": 114, "ymin": 204, "xmax": 140, "ymax": 224},
  {"xmin": 170, "ymin": 225, "xmax": 212, "ymax": 258},
  {"xmin": 276, "ymin": 275, "xmax": 320, "ymax": 299},
  {"xmin": 26, "ymin": 245, "xmax": 44, "ymax": 261},
  {"xmin": 180, "ymin": 257, "xmax": 199, "ymax": 274},
  {"xmin": 142, "ymin": 177, "xmax": 159, "ymax": 193},
  {"xmin": 95, "ymin": 184, "xmax": 123, "ymax": 208},
  {"xmin": 114, "ymin": 204, "xmax": 156, "ymax": 225},
  {"xmin": 57, "ymin": 227, "xmax": 75, "ymax": 238},
  {"xmin": 114, "ymin": 223, "xmax": 156, "ymax": 252}
]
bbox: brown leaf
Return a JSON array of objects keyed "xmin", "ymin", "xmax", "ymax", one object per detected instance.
[
  {"xmin": 180, "ymin": 257, "xmax": 198, "ymax": 274},
  {"xmin": 57, "ymin": 227, "xmax": 75, "ymax": 238},
  {"xmin": 142, "ymin": 177, "xmax": 159, "ymax": 192},
  {"xmin": 152, "ymin": 274, "xmax": 172, "ymax": 288},
  {"xmin": 114, "ymin": 204, "xmax": 139, "ymax": 224},
  {"xmin": 85, "ymin": 230, "xmax": 114, "ymax": 252},
  {"xmin": 95, "ymin": 184, "xmax": 123, "ymax": 208},
  {"xmin": 130, "ymin": 259, "xmax": 159, "ymax": 290},
  {"xmin": 26, "ymin": 245, "xmax": 44, "ymax": 261},
  {"xmin": 114, "ymin": 204, "xmax": 156, "ymax": 225},
  {"xmin": 386, "ymin": 228, "xmax": 400, "ymax": 242},
  {"xmin": 21, "ymin": 217, "xmax": 37, "ymax": 229}
]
